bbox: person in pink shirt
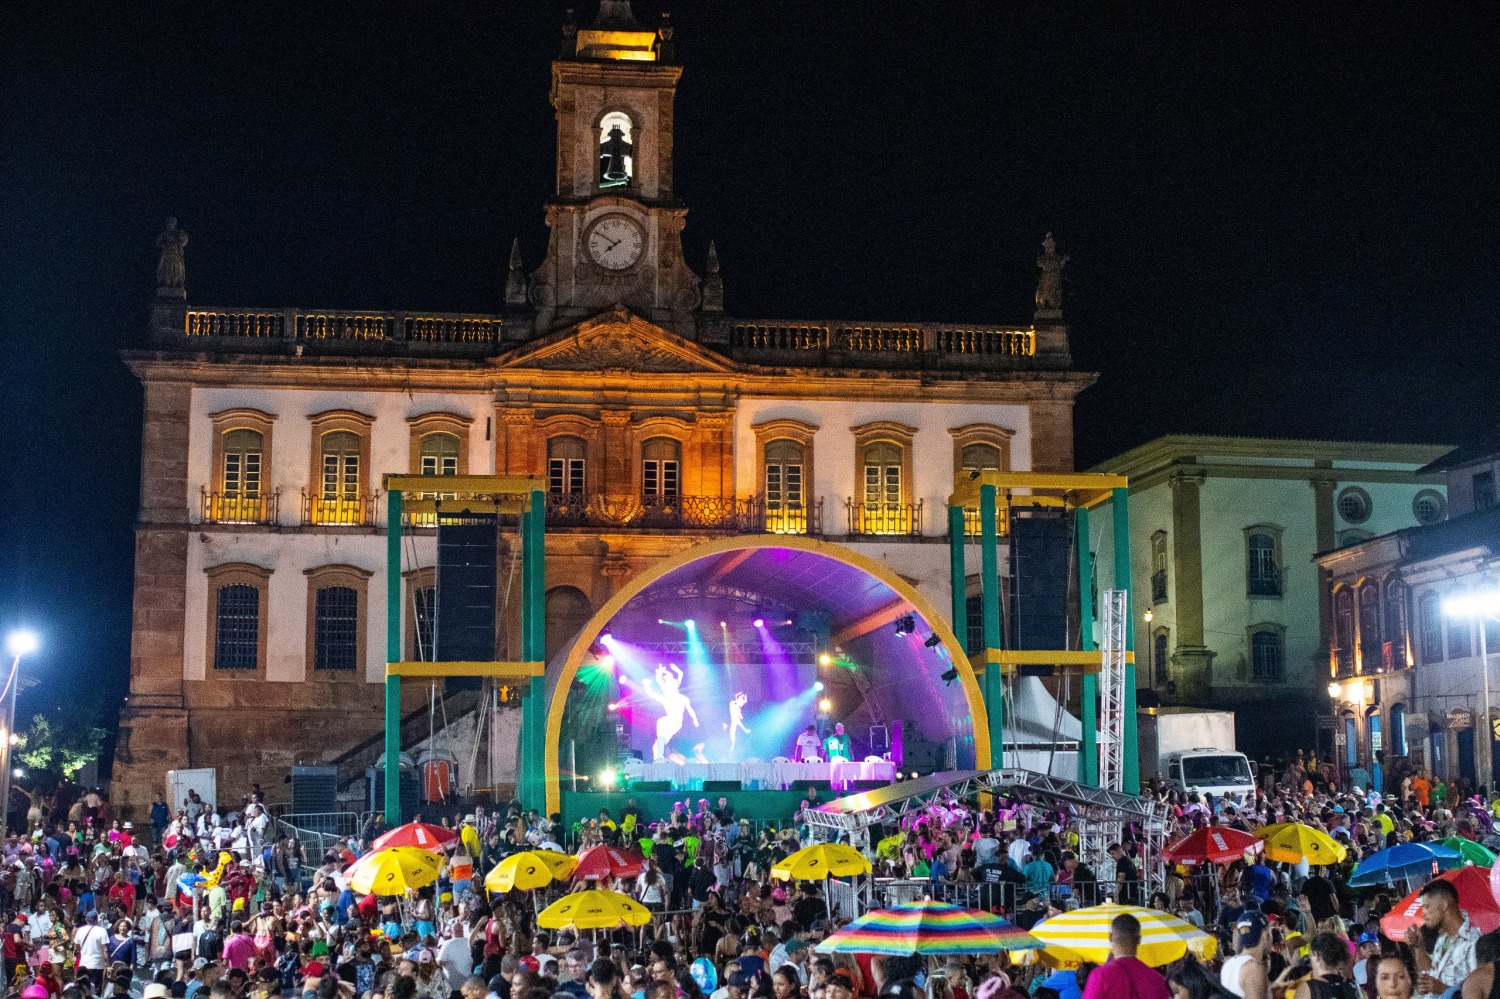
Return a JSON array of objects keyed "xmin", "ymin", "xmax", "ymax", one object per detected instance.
[
  {"xmin": 220, "ymin": 920, "xmax": 256, "ymax": 971},
  {"xmin": 1080, "ymin": 913, "xmax": 1170, "ymax": 999}
]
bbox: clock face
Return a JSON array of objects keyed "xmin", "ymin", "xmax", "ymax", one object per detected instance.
[{"xmin": 587, "ymin": 216, "xmax": 644, "ymax": 271}]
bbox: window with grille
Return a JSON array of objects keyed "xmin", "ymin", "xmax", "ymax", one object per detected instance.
[
  {"xmin": 1337, "ymin": 486, "xmax": 1371, "ymax": 524},
  {"xmin": 1150, "ymin": 531, "xmax": 1168, "ymax": 604},
  {"xmin": 1384, "ymin": 582, "xmax": 1406, "ymax": 666},
  {"xmin": 419, "ymin": 433, "xmax": 459, "ymax": 477},
  {"xmin": 214, "ymin": 584, "xmax": 260, "ymax": 670},
  {"xmin": 1250, "ymin": 630, "xmax": 1284, "ymax": 682},
  {"xmin": 765, "ymin": 439, "xmax": 805, "ymax": 510},
  {"xmin": 314, "ymin": 586, "xmax": 359, "ymax": 671},
  {"xmin": 1358, "ymin": 584, "xmax": 1381, "ymax": 667},
  {"xmin": 413, "ymin": 586, "xmax": 437, "ymax": 662},
  {"xmin": 547, "ymin": 436, "xmax": 587, "ymax": 495},
  {"xmin": 1334, "ymin": 589, "xmax": 1355, "ymax": 671},
  {"xmin": 862, "ymin": 441, "xmax": 902, "ymax": 507},
  {"xmin": 222, "ymin": 429, "xmax": 263, "ymax": 499},
  {"xmin": 1448, "ymin": 596, "xmax": 1473, "ymax": 659},
  {"xmin": 959, "ymin": 443, "xmax": 1001, "ymax": 476},
  {"xmin": 1246, "ymin": 533, "xmax": 1280, "ymax": 596},
  {"xmin": 1420, "ymin": 592, "xmax": 1444, "ymax": 664},
  {"xmin": 321, "ymin": 430, "xmax": 361, "ymax": 499},
  {"xmin": 642, "ymin": 437, "xmax": 680, "ymax": 500}
]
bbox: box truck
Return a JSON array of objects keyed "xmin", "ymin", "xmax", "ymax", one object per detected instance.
[{"xmin": 1138, "ymin": 708, "xmax": 1256, "ymax": 800}]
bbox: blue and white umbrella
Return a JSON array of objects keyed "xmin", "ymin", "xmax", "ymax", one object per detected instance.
[{"xmin": 1348, "ymin": 841, "xmax": 1463, "ymax": 887}]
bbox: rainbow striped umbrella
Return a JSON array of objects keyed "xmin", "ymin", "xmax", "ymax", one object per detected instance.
[{"xmin": 814, "ymin": 900, "xmax": 1043, "ymax": 956}]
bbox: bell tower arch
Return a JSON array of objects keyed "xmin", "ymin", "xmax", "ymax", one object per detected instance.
[{"xmin": 527, "ymin": 2, "xmax": 702, "ymax": 336}]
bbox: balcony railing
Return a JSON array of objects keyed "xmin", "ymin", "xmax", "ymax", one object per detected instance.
[
  {"xmin": 958, "ymin": 507, "xmax": 1011, "ymax": 538},
  {"xmin": 200, "ymin": 489, "xmax": 278, "ymax": 525},
  {"xmin": 1333, "ymin": 647, "xmax": 1356, "ymax": 679},
  {"xmin": 178, "ymin": 309, "xmax": 504, "ymax": 348},
  {"xmin": 301, "ymin": 491, "xmax": 380, "ymax": 527},
  {"xmin": 1151, "ymin": 570, "xmax": 1168, "ymax": 604},
  {"xmin": 539, "ymin": 493, "xmax": 824, "ymax": 534},
  {"xmin": 846, "ymin": 501, "xmax": 924, "ymax": 537},
  {"xmin": 761, "ymin": 499, "xmax": 823, "ymax": 536},
  {"xmin": 728, "ymin": 321, "xmax": 1035, "ymax": 358},
  {"xmin": 641, "ymin": 494, "xmax": 760, "ymax": 530}
]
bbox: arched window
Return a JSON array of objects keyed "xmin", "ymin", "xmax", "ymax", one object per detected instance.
[
  {"xmin": 765, "ymin": 439, "xmax": 805, "ymax": 514},
  {"xmin": 1384, "ymin": 580, "xmax": 1408, "ymax": 668},
  {"xmin": 862, "ymin": 441, "xmax": 903, "ymax": 509},
  {"xmin": 313, "ymin": 586, "xmax": 359, "ymax": 671},
  {"xmin": 214, "ymin": 584, "xmax": 260, "ymax": 671},
  {"xmin": 1390, "ymin": 702, "xmax": 1408, "ymax": 756},
  {"xmin": 1333, "ymin": 588, "xmax": 1355, "ymax": 674},
  {"xmin": 320, "ymin": 430, "xmax": 362, "ymax": 500},
  {"xmin": 544, "ymin": 587, "xmax": 593, "ymax": 663},
  {"xmin": 598, "ymin": 111, "xmax": 634, "ymax": 188},
  {"xmin": 1358, "ymin": 584, "xmax": 1381, "ymax": 671},
  {"xmin": 548, "ymin": 436, "xmax": 588, "ymax": 495},
  {"xmin": 1366, "ymin": 705, "xmax": 1382, "ymax": 762},
  {"xmin": 1151, "ymin": 629, "xmax": 1170, "ymax": 688},
  {"xmin": 1247, "ymin": 532, "xmax": 1280, "ymax": 597},
  {"xmin": 1420, "ymin": 592, "xmax": 1444, "ymax": 664},
  {"xmin": 1250, "ymin": 628, "xmax": 1284, "ymax": 683},
  {"xmin": 1448, "ymin": 594, "xmax": 1473, "ymax": 659},
  {"xmin": 959, "ymin": 443, "xmax": 1002, "ymax": 475},
  {"xmin": 641, "ymin": 437, "xmax": 680, "ymax": 502},
  {"xmin": 419, "ymin": 433, "xmax": 460, "ymax": 477},
  {"xmin": 1150, "ymin": 531, "xmax": 1168, "ymax": 604},
  {"xmin": 222, "ymin": 429, "xmax": 263, "ymax": 500}
]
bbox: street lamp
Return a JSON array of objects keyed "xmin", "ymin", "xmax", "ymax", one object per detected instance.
[
  {"xmin": 1445, "ymin": 590, "xmax": 1500, "ymax": 791},
  {"xmin": 1, "ymin": 631, "xmax": 38, "ymax": 840}
]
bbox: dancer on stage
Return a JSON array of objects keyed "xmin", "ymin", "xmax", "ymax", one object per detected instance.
[
  {"xmin": 726, "ymin": 691, "xmax": 751, "ymax": 759},
  {"xmin": 644, "ymin": 662, "xmax": 698, "ymax": 761},
  {"xmin": 824, "ymin": 721, "xmax": 851, "ymax": 762}
]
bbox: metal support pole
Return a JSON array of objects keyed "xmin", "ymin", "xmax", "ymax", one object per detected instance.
[
  {"xmin": 1480, "ymin": 619, "xmax": 1492, "ymax": 794},
  {"xmin": 980, "ymin": 485, "xmax": 1004, "ymax": 766},
  {"xmin": 0, "ymin": 656, "xmax": 18, "ymax": 841},
  {"xmin": 384, "ymin": 489, "xmax": 404, "ymax": 825},
  {"xmin": 948, "ymin": 502, "xmax": 968, "ymax": 663},
  {"xmin": 1111, "ymin": 488, "xmax": 1139, "ymax": 794},
  {"xmin": 1075, "ymin": 505, "xmax": 1098, "ymax": 786},
  {"xmin": 520, "ymin": 489, "xmax": 547, "ymax": 810}
]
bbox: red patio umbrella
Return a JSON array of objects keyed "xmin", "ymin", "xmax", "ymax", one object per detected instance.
[
  {"xmin": 1162, "ymin": 826, "xmax": 1261, "ymax": 865},
  {"xmin": 1380, "ymin": 866, "xmax": 1500, "ymax": 939},
  {"xmin": 573, "ymin": 845, "xmax": 645, "ymax": 881},
  {"xmin": 371, "ymin": 822, "xmax": 459, "ymax": 852}
]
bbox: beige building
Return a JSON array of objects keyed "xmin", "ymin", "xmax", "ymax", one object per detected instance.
[
  {"xmin": 1090, "ymin": 436, "xmax": 1448, "ymax": 757},
  {"xmin": 111, "ymin": 4, "xmax": 1096, "ymax": 816}
]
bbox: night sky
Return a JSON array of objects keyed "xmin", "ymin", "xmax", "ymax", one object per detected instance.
[{"xmin": 2, "ymin": 3, "xmax": 1496, "ymax": 738}]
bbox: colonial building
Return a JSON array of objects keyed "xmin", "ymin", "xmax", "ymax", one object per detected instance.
[
  {"xmin": 1090, "ymin": 436, "xmax": 1448, "ymax": 756},
  {"xmin": 1315, "ymin": 436, "xmax": 1500, "ymax": 790},
  {"xmin": 111, "ymin": 3, "xmax": 1095, "ymax": 816}
]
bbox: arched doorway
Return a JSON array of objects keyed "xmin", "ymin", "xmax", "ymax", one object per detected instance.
[{"xmin": 542, "ymin": 535, "xmax": 988, "ymax": 813}]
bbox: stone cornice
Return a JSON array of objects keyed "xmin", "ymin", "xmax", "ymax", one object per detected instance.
[{"xmin": 1091, "ymin": 434, "xmax": 1452, "ymax": 480}]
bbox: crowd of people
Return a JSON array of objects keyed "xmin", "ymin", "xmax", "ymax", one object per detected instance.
[{"xmin": 0, "ymin": 750, "xmax": 1496, "ymax": 999}]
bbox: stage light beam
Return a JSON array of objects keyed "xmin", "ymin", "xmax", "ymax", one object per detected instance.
[{"xmin": 753, "ymin": 618, "xmax": 764, "ymax": 628}]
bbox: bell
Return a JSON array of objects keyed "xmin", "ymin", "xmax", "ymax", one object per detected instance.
[{"xmin": 600, "ymin": 125, "xmax": 631, "ymax": 185}]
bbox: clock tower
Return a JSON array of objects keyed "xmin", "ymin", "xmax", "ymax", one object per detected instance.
[{"xmin": 523, "ymin": 2, "xmax": 705, "ymax": 337}]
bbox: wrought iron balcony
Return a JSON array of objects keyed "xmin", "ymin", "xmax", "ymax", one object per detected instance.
[
  {"xmin": 301, "ymin": 491, "xmax": 380, "ymax": 527},
  {"xmin": 540, "ymin": 492, "xmax": 823, "ymax": 534},
  {"xmin": 200, "ymin": 489, "xmax": 278, "ymax": 525},
  {"xmin": 957, "ymin": 507, "xmax": 1011, "ymax": 538},
  {"xmin": 846, "ymin": 500, "xmax": 924, "ymax": 537},
  {"xmin": 760, "ymin": 498, "xmax": 823, "ymax": 536},
  {"xmin": 1332, "ymin": 646, "xmax": 1357, "ymax": 679}
]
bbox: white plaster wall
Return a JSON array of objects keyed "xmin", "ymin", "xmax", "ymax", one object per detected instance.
[
  {"xmin": 733, "ymin": 400, "xmax": 1034, "ymax": 538},
  {"xmin": 184, "ymin": 529, "xmax": 437, "ymax": 683},
  {"xmin": 187, "ymin": 388, "xmax": 496, "ymax": 525}
]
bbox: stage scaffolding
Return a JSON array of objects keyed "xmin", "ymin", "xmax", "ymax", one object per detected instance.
[{"xmin": 802, "ymin": 768, "xmax": 1168, "ymax": 899}]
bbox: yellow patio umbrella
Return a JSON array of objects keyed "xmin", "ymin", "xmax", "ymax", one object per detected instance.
[
  {"xmin": 1029, "ymin": 903, "xmax": 1218, "ymax": 968},
  {"xmin": 346, "ymin": 846, "xmax": 444, "ymax": 896},
  {"xmin": 771, "ymin": 842, "xmax": 872, "ymax": 881},
  {"xmin": 1258, "ymin": 822, "xmax": 1348, "ymax": 865},
  {"xmin": 485, "ymin": 850, "xmax": 578, "ymax": 893},
  {"xmin": 536, "ymin": 888, "xmax": 652, "ymax": 930}
]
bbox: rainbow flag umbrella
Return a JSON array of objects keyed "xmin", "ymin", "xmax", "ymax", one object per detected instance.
[
  {"xmin": 1030, "ymin": 903, "xmax": 1217, "ymax": 968},
  {"xmin": 814, "ymin": 900, "xmax": 1043, "ymax": 956},
  {"xmin": 537, "ymin": 888, "xmax": 652, "ymax": 930},
  {"xmin": 346, "ymin": 846, "xmax": 443, "ymax": 896},
  {"xmin": 771, "ymin": 842, "xmax": 872, "ymax": 881}
]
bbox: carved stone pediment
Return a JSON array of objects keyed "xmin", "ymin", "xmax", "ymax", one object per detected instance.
[{"xmin": 496, "ymin": 305, "xmax": 736, "ymax": 374}]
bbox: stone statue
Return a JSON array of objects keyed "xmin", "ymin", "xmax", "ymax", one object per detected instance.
[
  {"xmin": 1035, "ymin": 232, "xmax": 1067, "ymax": 314},
  {"xmin": 505, "ymin": 237, "xmax": 528, "ymax": 306},
  {"xmin": 155, "ymin": 218, "xmax": 188, "ymax": 299},
  {"xmin": 700, "ymin": 240, "xmax": 723, "ymax": 312}
]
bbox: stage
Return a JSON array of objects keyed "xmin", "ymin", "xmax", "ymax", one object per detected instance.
[{"xmin": 621, "ymin": 757, "xmax": 897, "ymax": 791}]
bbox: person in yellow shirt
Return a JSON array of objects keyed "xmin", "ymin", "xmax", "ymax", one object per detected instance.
[
  {"xmin": 460, "ymin": 815, "xmax": 481, "ymax": 859},
  {"xmin": 1373, "ymin": 804, "xmax": 1394, "ymax": 838}
]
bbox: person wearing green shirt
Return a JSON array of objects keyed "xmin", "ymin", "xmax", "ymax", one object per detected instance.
[
  {"xmin": 1431, "ymin": 780, "xmax": 1448, "ymax": 806},
  {"xmin": 823, "ymin": 723, "xmax": 851, "ymax": 762}
]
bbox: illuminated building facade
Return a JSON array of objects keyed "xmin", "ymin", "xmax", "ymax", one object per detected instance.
[{"xmin": 112, "ymin": 3, "xmax": 1094, "ymax": 815}]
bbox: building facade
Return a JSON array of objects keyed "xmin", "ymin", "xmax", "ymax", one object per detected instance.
[
  {"xmin": 111, "ymin": 4, "xmax": 1095, "ymax": 816},
  {"xmin": 1090, "ymin": 436, "xmax": 1448, "ymax": 756},
  {"xmin": 1315, "ymin": 439, "xmax": 1500, "ymax": 790}
]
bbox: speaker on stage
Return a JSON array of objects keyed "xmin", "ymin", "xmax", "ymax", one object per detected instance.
[
  {"xmin": 436, "ymin": 511, "xmax": 498, "ymax": 691},
  {"xmin": 1008, "ymin": 510, "xmax": 1071, "ymax": 655},
  {"xmin": 703, "ymin": 780, "xmax": 742, "ymax": 792},
  {"xmin": 629, "ymin": 780, "xmax": 672, "ymax": 793}
]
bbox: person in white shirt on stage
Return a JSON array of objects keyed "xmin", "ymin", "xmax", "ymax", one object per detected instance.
[{"xmin": 793, "ymin": 725, "xmax": 821, "ymax": 761}]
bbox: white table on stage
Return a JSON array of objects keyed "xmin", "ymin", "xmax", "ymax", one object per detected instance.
[{"xmin": 621, "ymin": 758, "xmax": 895, "ymax": 791}]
